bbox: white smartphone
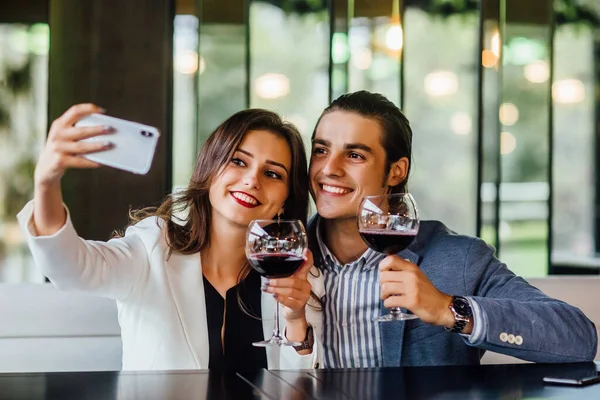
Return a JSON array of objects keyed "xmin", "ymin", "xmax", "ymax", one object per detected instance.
[{"xmin": 75, "ymin": 113, "xmax": 160, "ymax": 175}]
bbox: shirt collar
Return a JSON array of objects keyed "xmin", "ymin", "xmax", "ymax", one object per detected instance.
[{"xmin": 315, "ymin": 216, "xmax": 382, "ymax": 271}]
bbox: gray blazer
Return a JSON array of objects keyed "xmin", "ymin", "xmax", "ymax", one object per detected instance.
[{"xmin": 308, "ymin": 216, "xmax": 598, "ymax": 366}]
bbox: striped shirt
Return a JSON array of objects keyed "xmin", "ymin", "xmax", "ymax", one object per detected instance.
[
  {"xmin": 315, "ymin": 217, "xmax": 486, "ymax": 368},
  {"xmin": 316, "ymin": 218, "xmax": 385, "ymax": 368}
]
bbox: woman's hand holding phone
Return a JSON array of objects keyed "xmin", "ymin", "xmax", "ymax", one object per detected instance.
[
  {"xmin": 33, "ymin": 103, "xmax": 113, "ymax": 236},
  {"xmin": 35, "ymin": 103, "xmax": 113, "ymax": 188}
]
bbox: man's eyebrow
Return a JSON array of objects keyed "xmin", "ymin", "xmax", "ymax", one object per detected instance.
[
  {"xmin": 312, "ymin": 138, "xmax": 331, "ymax": 147},
  {"xmin": 345, "ymin": 143, "xmax": 373, "ymax": 153}
]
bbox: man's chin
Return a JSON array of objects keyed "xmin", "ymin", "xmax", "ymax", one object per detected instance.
[{"xmin": 316, "ymin": 207, "xmax": 356, "ymax": 221}]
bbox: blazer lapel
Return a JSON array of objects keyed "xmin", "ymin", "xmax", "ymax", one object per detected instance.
[
  {"xmin": 164, "ymin": 251, "xmax": 210, "ymax": 368},
  {"xmin": 380, "ymin": 248, "xmax": 420, "ymax": 367}
]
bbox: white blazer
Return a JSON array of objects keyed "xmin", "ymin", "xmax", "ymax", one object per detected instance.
[{"xmin": 17, "ymin": 201, "xmax": 324, "ymax": 371}]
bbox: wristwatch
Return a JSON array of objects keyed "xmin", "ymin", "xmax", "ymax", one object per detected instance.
[
  {"xmin": 445, "ymin": 296, "xmax": 473, "ymax": 333},
  {"xmin": 293, "ymin": 325, "xmax": 314, "ymax": 351}
]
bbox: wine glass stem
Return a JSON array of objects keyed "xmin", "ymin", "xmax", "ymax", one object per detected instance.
[
  {"xmin": 389, "ymin": 307, "xmax": 403, "ymax": 316},
  {"xmin": 272, "ymin": 298, "xmax": 283, "ymax": 339}
]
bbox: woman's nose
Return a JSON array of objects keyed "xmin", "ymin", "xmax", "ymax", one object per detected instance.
[{"xmin": 243, "ymin": 169, "xmax": 261, "ymax": 189}]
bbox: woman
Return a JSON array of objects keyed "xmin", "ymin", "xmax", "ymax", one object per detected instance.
[{"xmin": 17, "ymin": 104, "xmax": 323, "ymax": 370}]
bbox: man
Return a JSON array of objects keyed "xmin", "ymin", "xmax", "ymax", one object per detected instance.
[{"xmin": 307, "ymin": 90, "xmax": 597, "ymax": 368}]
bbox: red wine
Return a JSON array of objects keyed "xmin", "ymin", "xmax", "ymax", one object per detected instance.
[
  {"xmin": 247, "ymin": 254, "xmax": 304, "ymax": 278},
  {"xmin": 359, "ymin": 230, "xmax": 417, "ymax": 254}
]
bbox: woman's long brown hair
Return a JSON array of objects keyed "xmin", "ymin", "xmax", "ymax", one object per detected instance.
[{"xmin": 128, "ymin": 109, "xmax": 309, "ymax": 256}]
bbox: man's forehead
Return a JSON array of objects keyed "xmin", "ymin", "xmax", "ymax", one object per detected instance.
[{"xmin": 313, "ymin": 125, "xmax": 383, "ymax": 149}]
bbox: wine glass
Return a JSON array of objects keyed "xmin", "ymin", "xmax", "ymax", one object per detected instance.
[
  {"xmin": 246, "ymin": 219, "xmax": 307, "ymax": 346},
  {"xmin": 358, "ymin": 193, "xmax": 420, "ymax": 322}
]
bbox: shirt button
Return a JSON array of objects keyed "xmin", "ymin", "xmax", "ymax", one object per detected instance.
[
  {"xmin": 499, "ymin": 332, "xmax": 508, "ymax": 342},
  {"xmin": 515, "ymin": 335, "xmax": 523, "ymax": 345},
  {"xmin": 507, "ymin": 334, "xmax": 516, "ymax": 344}
]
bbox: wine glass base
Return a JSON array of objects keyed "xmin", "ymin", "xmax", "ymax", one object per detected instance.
[
  {"xmin": 252, "ymin": 335, "xmax": 301, "ymax": 347},
  {"xmin": 375, "ymin": 312, "xmax": 419, "ymax": 322}
]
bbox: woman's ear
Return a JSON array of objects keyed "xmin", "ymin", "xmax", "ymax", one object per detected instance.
[{"xmin": 386, "ymin": 157, "xmax": 409, "ymax": 187}]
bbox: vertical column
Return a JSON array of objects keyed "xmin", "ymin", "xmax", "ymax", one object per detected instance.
[
  {"xmin": 330, "ymin": 0, "xmax": 350, "ymax": 100},
  {"xmin": 479, "ymin": 0, "xmax": 502, "ymax": 248},
  {"xmin": 49, "ymin": 0, "xmax": 174, "ymax": 240}
]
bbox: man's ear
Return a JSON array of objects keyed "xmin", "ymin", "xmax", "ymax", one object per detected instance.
[{"xmin": 386, "ymin": 157, "xmax": 409, "ymax": 187}]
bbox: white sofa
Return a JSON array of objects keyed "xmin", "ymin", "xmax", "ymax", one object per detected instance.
[
  {"xmin": 0, "ymin": 277, "xmax": 598, "ymax": 372},
  {"xmin": 0, "ymin": 284, "xmax": 121, "ymax": 372}
]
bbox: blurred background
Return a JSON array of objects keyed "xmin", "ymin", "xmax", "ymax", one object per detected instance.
[{"xmin": 0, "ymin": 0, "xmax": 599, "ymax": 283}]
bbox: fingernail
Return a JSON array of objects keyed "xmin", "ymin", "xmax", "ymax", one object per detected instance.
[
  {"xmin": 261, "ymin": 283, "xmax": 268, "ymax": 291},
  {"xmin": 103, "ymin": 141, "xmax": 114, "ymax": 149},
  {"xmin": 98, "ymin": 108, "xmax": 107, "ymax": 113},
  {"xmin": 103, "ymin": 126, "xmax": 115, "ymax": 133}
]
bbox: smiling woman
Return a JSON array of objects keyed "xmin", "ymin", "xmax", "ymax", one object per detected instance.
[
  {"xmin": 209, "ymin": 130, "xmax": 292, "ymax": 228},
  {"xmin": 17, "ymin": 106, "xmax": 320, "ymax": 371}
]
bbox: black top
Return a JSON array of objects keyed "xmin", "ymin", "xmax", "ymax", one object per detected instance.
[{"xmin": 203, "ymin": 269, "xmax": 267, "ymax": 370}]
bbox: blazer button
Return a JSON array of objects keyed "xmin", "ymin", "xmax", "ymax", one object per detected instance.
[
  {"xmin": 515, "ymin": 335, "xmax": 523, "ymax": 345},
  {"xmin": 499, "ymin": 332, "xmax": 508, "ymax": 342},
  {"xmin": 507, "ymin": 334, "xmax": 516, "ymax": 344}
]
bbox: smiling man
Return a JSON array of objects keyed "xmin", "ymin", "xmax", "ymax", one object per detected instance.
[{"xmin": 307, "ymin": 90, "xmax": 597, "ymax": 368}]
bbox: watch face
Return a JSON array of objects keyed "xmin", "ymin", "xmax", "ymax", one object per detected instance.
[{"xmin": 453, "ymin": 297, "xmax": 473, "ymax": 317}]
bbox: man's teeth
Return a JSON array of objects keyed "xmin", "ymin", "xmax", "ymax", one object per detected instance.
[
  {"xmin": 322, "ymin": 184, "xmax": 351, "ymax": 194},
  {"xmin": 233, "ymin": 192, "xmax": 258, "ymax": 205}
]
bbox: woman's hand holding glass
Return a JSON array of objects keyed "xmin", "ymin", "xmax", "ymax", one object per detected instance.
[
  {"xmin": 246, "ymin": 219, "xmax": 309, "ymax": 347},
  {"xmin": 263, "ymin": 249, "xmax": 314, "ymax": 323}
]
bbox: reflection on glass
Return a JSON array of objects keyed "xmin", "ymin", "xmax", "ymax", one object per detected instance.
[
  {"xmin": 498, "ymin": 1, "xmax": 552, "ymax": 277},
  {"xmin": 551, "ymin": 11, "xmax": 598, "ymax": 270},
  {"xmin": 196, "ymin": 0, "xmax": 247, "ymax": 167},
  {"xmin": 480, "ymin": 4, "xmax": 501, "ymax": 249},
  {"xmin": 347, "ymin": 0, "xmax": 401, "ymax": 105},
  {"xmin": 249, "ymin": 1, "xmax": 329, "ymax": 149},
  {"xmin": 173, "ymin": 15, "xmax": 199, "ymax": 190},
  {"xmin": 331, "ymin": 0, "xmax": 350, "ymax": 100},
  {"xmin": 0, "ymin": 24, "xmax": 48, "ymax": 283},
  {"xmin": 403, "ymin": 5, "xmax": 479, "ymax": 236}
]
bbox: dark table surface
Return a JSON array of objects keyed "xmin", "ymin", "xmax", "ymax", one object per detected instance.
[{"xmin": 1, "ymin": 362, "xmax": 599, "ymax": 400}]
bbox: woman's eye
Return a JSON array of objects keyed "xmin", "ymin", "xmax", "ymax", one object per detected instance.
[
  {"xmin": 231, "ymin": 158, "xmax": 246, "ymax": 166},
  {"xmin": 265, "ymin": 171, "xmax": 283, "ymax": 180}
]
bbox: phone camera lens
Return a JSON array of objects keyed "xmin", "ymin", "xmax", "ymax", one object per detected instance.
[{"xmin": 140, "ymin": 130, "xmax": 153, "ymax": 137}]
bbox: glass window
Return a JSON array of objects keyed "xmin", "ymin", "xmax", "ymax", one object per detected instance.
[
  {"xmin": 0, "ymin": 23, "xmax": 49, "ymax": 283},
  {"xmin": 249, "ymin": 1, "xmax": 329, "ymax": 147},
  {"xmin": 551, "ymin": 20, "xmax": 598, "ymax": 270},
  {"xmin": 403, "ymin": 6, "xmax": 479, "ymax": 236}
]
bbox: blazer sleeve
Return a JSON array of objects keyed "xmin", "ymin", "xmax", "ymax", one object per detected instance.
[
  {"xmin": 464, "ymin": 237, "xmax": 598, "ymax": 362},
  {"xmin": 17, "ymin": 200, "xmax": 155, "ymax": 300}
]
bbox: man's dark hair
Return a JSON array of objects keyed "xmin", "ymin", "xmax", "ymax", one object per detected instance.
[{"xmin": 313, "ymin": 90, "xmax": 413, "ymax": 193}]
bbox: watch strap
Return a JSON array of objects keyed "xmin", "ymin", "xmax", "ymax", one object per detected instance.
[{"xmin": 292, "ymin": 324, "xmax": 314, "ymax": 351}]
